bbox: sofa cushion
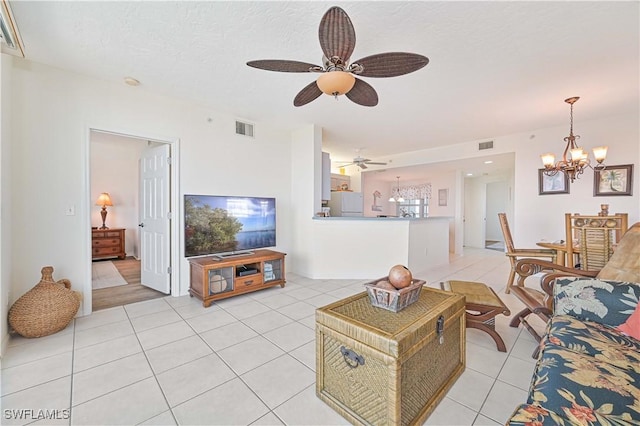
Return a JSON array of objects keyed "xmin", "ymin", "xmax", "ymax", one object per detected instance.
[
  {"xmin": 596, "ymin": 222, "xmax": 640, "ymax": 283},
  {"xmin": 528, "ymin": 345, "xmax": 640, "ymax": 422},
  {"xmin": 544, "ymin": 315, "xmax": 640, "ymax": 374},
  {"xmin": 618, "ymin": 302, "xmax": 640, "ymax": 340},
  {"xmin": 554, "ymin": 278, "xmax": 640, "ymax": 326}
]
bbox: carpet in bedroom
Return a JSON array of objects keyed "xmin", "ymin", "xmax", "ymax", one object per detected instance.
[{"xmin": 92, "ymin": 261, "xmax": 128, "ymax": 289}]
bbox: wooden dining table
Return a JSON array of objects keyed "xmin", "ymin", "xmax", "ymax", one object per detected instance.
[{"xmin": 536, "ymin": 241, "xmax": 577, "ymax": 267}]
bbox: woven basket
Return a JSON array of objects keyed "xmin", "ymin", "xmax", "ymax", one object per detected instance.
[
  {"xmin": 8, "ymin": 266, "xmax": 81, "ymax": 338},
  {"xmin": 364, "ymin": 278, "xmax": 426, "ymax": 312}
]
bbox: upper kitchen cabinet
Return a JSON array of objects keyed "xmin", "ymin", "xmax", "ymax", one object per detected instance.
[{"xmin": 331, "ymin": 173, "xmax": 351, "ymax": 191}]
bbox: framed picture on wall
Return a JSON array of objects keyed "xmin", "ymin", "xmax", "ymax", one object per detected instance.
[
  {"xmin": 438, "ymin": 188, "xmax": 448, "ymax": 206},
  {"xmin": 594, "ymin": 164, "xmax": 634, "ymax": 196},
  {"xmin": 538, "ymin": 169, "xmax": 569, "ymax": 195}
]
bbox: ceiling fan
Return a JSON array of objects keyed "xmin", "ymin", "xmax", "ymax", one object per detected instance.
[
  {"xmin": 338, "ymin": 155, "xmax": 387, "ymax": 170},
  {"xmin": 246, "ymin": 6, "xmax": 429, "ymax": 107}
]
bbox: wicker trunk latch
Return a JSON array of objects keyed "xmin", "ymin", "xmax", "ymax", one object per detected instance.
[{"xmin": 340, "ymin": 346, "xmax": 365, "ymax": 368}]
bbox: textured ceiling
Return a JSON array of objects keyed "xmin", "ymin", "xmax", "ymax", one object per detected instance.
[{"xmin": 9, "ymin": 1, "xmax": 640, "ymax": 167}]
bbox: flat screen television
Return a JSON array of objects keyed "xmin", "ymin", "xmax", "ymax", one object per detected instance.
[{"xmin": 184, "ymin": 194, "xmax": 276, "ymax": 258}]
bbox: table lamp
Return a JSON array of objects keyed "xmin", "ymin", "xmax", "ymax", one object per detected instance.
[{"xmin": 95, "ymin": 192, "xmax": 113, "ymax": 229}]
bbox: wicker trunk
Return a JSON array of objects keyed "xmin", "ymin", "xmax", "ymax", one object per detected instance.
[{"xmin": 316, "ymin": 288, "xmax": 465, "ymax": 426}]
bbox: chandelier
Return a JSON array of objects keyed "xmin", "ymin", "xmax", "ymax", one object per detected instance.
[
  {"xmin": 541, "ymin": 96, "xmax": 608, "ymax": 183},
  {"xmin": 388, "ymin": 176, "xmax": 405, "ymax": 202}
]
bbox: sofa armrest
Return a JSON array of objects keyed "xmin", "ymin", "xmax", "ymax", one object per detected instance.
[
  {"xmin": 514, "ymin": 258, "xmax": 598, "ymax": 297},
  {"xmin": 553, "ymin": 277, "xmax": 640, "ymax": 326}
]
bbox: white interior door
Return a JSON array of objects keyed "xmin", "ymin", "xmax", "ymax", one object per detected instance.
[
  {"xmin": 139, "ymin": 143, "xmax": 171, "ymax": 293},
  {"xmin": 485, "ymin": 181, "xmax": 508, "ymax": 242}
]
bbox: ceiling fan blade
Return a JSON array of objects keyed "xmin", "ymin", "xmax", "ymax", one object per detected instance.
[
  {"xmin": 345, "ymin": 78, "xmax": 378, "ymax": 107},
  {"xmin": 358, "ymin": 163, "xmax": 368, "ymax": 169},
  {"xmin": 247, "ymin": 60, "xmax": 321, "ymax": 73},
  {"xmin": 319, "ymin": 6, "xmax": 356, "ymax": 63},
  {"xmin": 336, "ymin": 162, "xmax": 355, "ymax": 168},
  {"xmin": 293, "ymin": 81, "xmax": 323, "ymax": 107},
  {"xmin": 352, "ymin": 53, "xmax": 429, "ymax": 78},
  {"xmin": 365, "ymin": 162, "xmax": 387, "ymax": 166}
]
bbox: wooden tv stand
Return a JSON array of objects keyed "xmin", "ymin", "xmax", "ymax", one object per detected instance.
[{"xmin": 188, "ymin": 249, "xmax": 286, "ymax": 307}]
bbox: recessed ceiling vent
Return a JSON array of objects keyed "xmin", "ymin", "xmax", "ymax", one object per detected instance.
[
  {"xmin": 235, "ymin": 120, "xmax": 255, "ymax": 138},
  {"xmin": 478, "ymin": 140, "xmax": 494, "ymax": 150},
  {"xmin": 0, "ymin": 1, "xmax": 24, "ymax": 57}
]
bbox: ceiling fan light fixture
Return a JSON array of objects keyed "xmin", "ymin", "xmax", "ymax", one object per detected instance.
[{"xmin": 316, "ymin": 71, "xmax": 355, "ymax": 97}]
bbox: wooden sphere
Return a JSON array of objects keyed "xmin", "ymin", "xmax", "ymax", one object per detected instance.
[
  {"xmin": 388, "ymin": 265, "xmax": 413, "ymax": 289},
  {"xmin": 376, "ymin": 280, "xmax": 396, "ymax": 291}
]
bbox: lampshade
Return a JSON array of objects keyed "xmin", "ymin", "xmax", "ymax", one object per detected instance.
[
  {"xmin": 540, "ymin": 153, "xmax": 555, "ymax": 167},
  {"xmin": 316, "ymin": 71, "xmax": 356, "ymax": 96},
  {"xmin": 592, "ymin": 146, "xmax": 608, "ymax": 163},
  {"xmin": 95, "ymin": 192, "xmax": 113, "ymax": 207}
]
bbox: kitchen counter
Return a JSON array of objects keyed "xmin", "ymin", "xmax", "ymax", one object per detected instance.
[{"xmin": 305, "ymin": 216, "xmax": 452, "ymax": 279}]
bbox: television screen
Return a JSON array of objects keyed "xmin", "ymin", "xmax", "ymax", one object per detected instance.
[{"xmin": 184, "ymin": 195, "xmax": 276, "ymax": 258}]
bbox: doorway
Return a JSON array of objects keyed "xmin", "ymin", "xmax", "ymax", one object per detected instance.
[
  {"xmin": 86, "ymin": 129, "xmax": 180, "ymax": 314},
  {"xmin": 485, "ymin": 181, "xmax": 508, "ymax": 251},
  {"xmin": 463, "ymin": 176, "xmax": 511, "ymax": 249}
]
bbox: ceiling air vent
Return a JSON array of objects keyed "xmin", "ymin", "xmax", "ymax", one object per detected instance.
[
  {"xmin": 0, "ymin": 1, "xmax": 24, "ymax": 57},
  {"xmin": 235, "ymin": 120, "xmax": 255, "ymax": 138},
  {"xmin": 478, "ymin": 140, "xmax": 494, "ymax": 150}
]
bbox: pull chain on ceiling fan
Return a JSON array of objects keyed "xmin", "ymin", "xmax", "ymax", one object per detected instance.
[{"xmin": 247, "ymin": 6, "xmax": 429, "ymax": 107}]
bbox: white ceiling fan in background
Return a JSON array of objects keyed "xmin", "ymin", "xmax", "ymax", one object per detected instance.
[{"xmin": 336, "ymin": 149, "xmax": 387, "ymax": 170}]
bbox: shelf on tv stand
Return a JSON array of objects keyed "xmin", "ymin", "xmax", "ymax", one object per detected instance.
[{"xmin": 188, "ymin": 249, "xmax": 286, "ymax": 307}]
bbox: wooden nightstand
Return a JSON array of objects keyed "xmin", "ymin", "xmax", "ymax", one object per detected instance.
[{"xmin": 92, "ymin": 228, "xmax": 126, "ymax": 260}]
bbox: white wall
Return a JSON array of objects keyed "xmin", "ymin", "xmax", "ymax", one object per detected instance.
[
  {"xmin": 289, "ymin": 125, "xmax": 322, "ymax": 278},
  {"xmin": 310, "ymin": 219, "xmax": 409, "ymax": 279},
  {"xmin": 90, "ymin": 132, "xmax": 147, "ymax": 258},
  {"xmin": 370, "ymin": 113, "xmax": 639, "ymax": 248},
  {"xmin": 6, "ymin": 58, "xmax": 294, "ymax": 315},
  {"xmin": 1, "ymin": 54, "xmax": 12, "ymax": 355},
  {"xmin": 513, "ymin": 113, "xmax": 639, "ymax": 246}
]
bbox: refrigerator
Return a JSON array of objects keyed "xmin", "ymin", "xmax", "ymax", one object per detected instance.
[{"xmin": 328, "ymin": 192, "xmax": 364, "ymax": 217}]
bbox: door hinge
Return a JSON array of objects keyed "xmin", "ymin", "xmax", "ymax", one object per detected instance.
[
  {"xmin": 167, "ymin": 212, "xmax": 172, "ymax": 220},
  {"xmin": 166, "ymin": 157, "xmax": 172, "ymax": 165},
  {"xmin": 167, "ymin": 266, "xmax": 172, "ymax": 274}
]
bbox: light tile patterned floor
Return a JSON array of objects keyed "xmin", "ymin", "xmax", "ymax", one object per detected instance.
[{"xmin": 0, "ymin": 248, "xmax": 546, "ymax": 425}]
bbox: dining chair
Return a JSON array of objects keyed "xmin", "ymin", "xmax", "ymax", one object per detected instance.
[
  {"xmin": 498, "ymin": 213, "xmax": 557, "ymax": 294},
  {"xmin": 564, "ymin": 212, "xmax": 628, "ymax": 268},
  {"xmin": 579, "ymin": 226, "xmax": 614, "ymax": 271}
]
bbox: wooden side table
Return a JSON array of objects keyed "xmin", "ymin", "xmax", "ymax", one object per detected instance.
[{"xmin": 441, "ymin": 280, "xmax": 511, "ymax": 352}]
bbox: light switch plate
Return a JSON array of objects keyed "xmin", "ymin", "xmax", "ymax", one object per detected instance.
[{"xmin": 65, "ymin": 205, "xmax": 75, "ymax": 216}]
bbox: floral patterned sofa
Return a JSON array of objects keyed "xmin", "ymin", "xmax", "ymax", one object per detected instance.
[{"xmin": 508, "ymin": 275, "xmax": 640, "ymax": 425}]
